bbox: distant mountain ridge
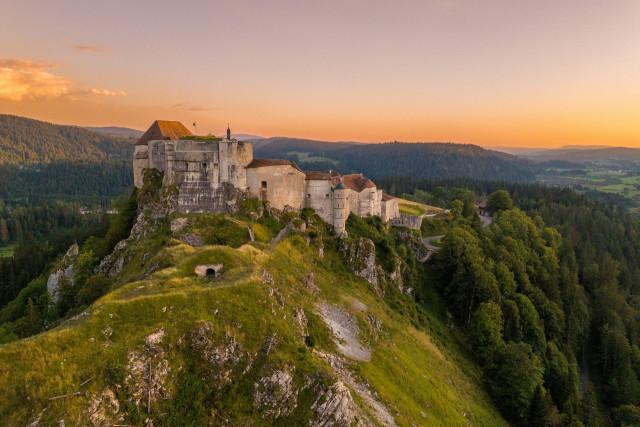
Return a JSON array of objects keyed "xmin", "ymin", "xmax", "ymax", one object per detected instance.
[
  {"xmin": 521, "ymin": 146, "xmax": 640, "ymax": 163},
  {"xmin": 0, "ymin": 115, "xmax": 134, "ymax": 165},
  {"xmin": 1, "ymin": 114, "xmax": 534, "ymax": 181},
  {"xmin": 254, "ymin": 137, "xmax": 535, "ymax": 181},
  {"xmin": 85, "ymin": 126, "xmax": 143, "ymax": 139}
]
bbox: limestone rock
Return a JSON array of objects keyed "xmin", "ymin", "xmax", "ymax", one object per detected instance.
[
  {"xmin": 316, "ymin": 302, "xmax": 371, "ymax": 362},
  {"xmin": 87, "ymin": 388, "xmax": 123, "ymax": 427},
  {"xmin": 189, "ymin": 322, "xmax": 243, "ymax": 388},
  {"xmin": 47, "ymin": 243, "xmax": 79, "ymax": 303},
  {"xmin": 253, "ymin": 366, "xmax": 298, "ymax": 418},
  {"xmin": 311, "ymin": 381, "xmax": 372, "ymax": 427},
  {"xmin": 124, "ymin": 328, "xmax": 171, "ymax": 409},
  {"xmin": 340, "ymin": 238, "xmax": 383, "ymax": 293}
]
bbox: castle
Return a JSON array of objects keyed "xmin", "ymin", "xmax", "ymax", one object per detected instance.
[{"xmin": 133, "ymin": 120, "xmax": 400, "ymax": 234}]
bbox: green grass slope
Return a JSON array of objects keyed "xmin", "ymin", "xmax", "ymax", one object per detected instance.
[{"xmin": 0, "ymin": 208, "xmax": 506, "ymax": 425}]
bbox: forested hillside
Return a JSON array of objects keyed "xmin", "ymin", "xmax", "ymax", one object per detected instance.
[
  {"xmin": 385, "ymin": 178, "xmax": 640, "ymax": 426},
  {"xmin": 0, "ymin": 161, "xmax": 132, "ymax": 205},
  {"xmin": 0, "ymin": 178, "xmax": 507, "ymax": 426},
  {"xmin": 0, "ymin": 115, "xmax": 134, "ymax": 165},
  {"xmin": 254, "ymin": 137, "xmax": 536, "ymax": 181}
]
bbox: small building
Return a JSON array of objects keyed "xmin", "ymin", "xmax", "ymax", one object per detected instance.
[
  {"xmin": 341, "ymin": 174, "xmax": 383, "ymax": 218},
  {"xmin": 380, "ymin": 193, "xmax": 399, "ymax": 222},
  {"xmin": 246, "ymin": 159, "xmax": 305, "ymax": 210}
]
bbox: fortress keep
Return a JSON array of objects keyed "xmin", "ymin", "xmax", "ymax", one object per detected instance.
[{"xmin": 133, "ymin": 120, "xmax": 400, "ymax": 234}]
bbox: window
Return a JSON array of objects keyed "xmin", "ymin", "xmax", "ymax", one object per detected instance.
[
  {"xmin": 202, "ymin": 162, "xmax": 207, "ymax": 169},
  {"xmin": 307, "ymin": 193, "xmax": 311, "ymax": 198},
  {"xmin": 261, "ymin": 181, "xmax": 267, "ymax": 189},
  {"xmin": 325, "ymin": 194, "xmax": 329, "ymax": 198}
]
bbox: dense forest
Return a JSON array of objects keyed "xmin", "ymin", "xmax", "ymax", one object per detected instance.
[
  {"xmin": 254, "ymin": 137, "xmax": 536, "ymax": 181},
  {"xmin": 382, "ymin": 179, "xmax": 640, "ymax": 426},
  {"xmin": 0, "ymin": 191, "xmax": 138, "ymax": 341},
  {"xmin": 0, "ymin": 161, "xmax": 132, "ymax": 205},
  {"xmin": 0, "ymin": 114, "xmax": 134, "ymax": 165}
]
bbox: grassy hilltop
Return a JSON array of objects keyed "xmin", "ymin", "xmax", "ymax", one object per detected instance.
[{"xmin": 0, "ymin": 182, "xmax": 506, "ymax": 425}]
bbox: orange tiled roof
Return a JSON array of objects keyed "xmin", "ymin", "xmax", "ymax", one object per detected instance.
[
  {"xmin": 305, "ymin": 170, "xmax": 340, "ymax": 180},
  {"xmin": 342, "ymin": 174, "xmax": 376, "ymax": 192},
  {"xmin": 136, "ymin": 120, "xmax": 193, "ymax": 146}
]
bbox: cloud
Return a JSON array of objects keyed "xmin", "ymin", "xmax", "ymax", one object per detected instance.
[
  {"xmin": 0, "ymin": 59, "xmax": 71, "ymax": 101},
  {"xmin": 87, "ymin": 88, "xmax": 127, "ymax": 97},
  {"xmin": 72, "ymin": 44, "xmax": 109, "ymax": 54},
  {"xmin": 0, "ymin": 58, "xmax": 127, "ymax": 101}
]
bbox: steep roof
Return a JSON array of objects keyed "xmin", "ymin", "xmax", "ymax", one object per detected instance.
[
  {"xmin": 342, "ymin": 174, "xmax": 376, "ymax": 192},
  {"xmin": 381, "ymin": 193, "xmax": 396, "ymax": 202},
  {"xmin": 247, "ymin": 158, "xmax": 303, "ymax": 172},
  {"xmin": 136, "ymin": 120, "xmax": 193, "ymax": 146}
]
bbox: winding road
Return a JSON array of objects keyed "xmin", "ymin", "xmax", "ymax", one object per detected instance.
[{"xmin": 418, "ymin": 235, "xmax": 444, "ymax": 262}]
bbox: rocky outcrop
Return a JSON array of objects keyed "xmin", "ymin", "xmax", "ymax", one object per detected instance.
[
  {"xmin": 316, "ymin": 302, "xmax": 371, "ymax": 362},
  {"xmin": 124, "ymin": 328, "xmax": 171, "ymax": 411},
  {"xmin": 97, "ymin": 188, "xmax": 177, "ymax": 278},
  {"xmin": 253, "ymin": 366, "xmax": 298, "ymax": 418},
  {"xmin": 317, "ymin": 351, "xmax": 397, "ymax": 427},
  {"xmin": 311, "ymin": 381, "xmax": 372, "ymax": 427},
  {"xmin": 47, "ymin": 243, "xmax": 79, "ymax": 303},
  {"xmin": 340, "ymin": 238, "xmax": 383, "ymax": 294},
  {"xmin": 189, "ymin": 322, "xmax": 243, "ymax": 388},
  {"xmin": 87, "ymin": 388, "xmax": 123, "ymax": 427}
]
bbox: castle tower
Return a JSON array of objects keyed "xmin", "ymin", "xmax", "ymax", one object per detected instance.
[
  {"xmin": 332, "ymin": 182, "xmax": 349, "ymax": 237},
  {"xmin": 226, "ymin": 124, "xmax": 231, "ymax": 140}
]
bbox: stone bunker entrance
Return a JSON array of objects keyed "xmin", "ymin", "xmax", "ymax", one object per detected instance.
[{"xmin": 195, "ymin": 264, "xmax": 223, "ymax": 279}]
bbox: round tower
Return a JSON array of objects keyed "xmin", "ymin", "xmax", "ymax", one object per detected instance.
[{"xmin": 332, "ymin": 182, "xmax": 348, "ymax": 237}]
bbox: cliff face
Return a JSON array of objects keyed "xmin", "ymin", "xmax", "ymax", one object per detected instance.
[{"xmin": 0, "ymin": 196, "xmax": 506, "ymax": 426}]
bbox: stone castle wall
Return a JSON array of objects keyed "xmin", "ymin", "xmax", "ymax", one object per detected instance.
[
  {"xmin": 133, "ymin": 128, "xmax": 399, "ymax": 230},
  {"xmin": 304, "ymin": 179, "xmax": 334, "ymax": 223},
  {"xmin": 246, "ymin": 165, "xmax": 305, "ymax": 210},
  {"xmin": 134, "ymin": 138, "xmax": 253, "ymax": 213}
]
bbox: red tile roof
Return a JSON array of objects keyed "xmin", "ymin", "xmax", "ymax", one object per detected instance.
[
  {"xmin": 136, "ymin": 120, "xmax": 193, "ymax": 146},
  {"xmin": 342, "ymin": 174, "xmax": 376, "ymax": 192},
  {"xmin": 381, "ymin": 193, "xmax": 395, "ymax": 201},
  {"xmin": 305, "ymin": 170, "xmax": 340, "ymax": 180}
]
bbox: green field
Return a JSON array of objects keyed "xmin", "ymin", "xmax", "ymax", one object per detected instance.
[
  {"xmin": 537, "ymin": 167, "xmax": 640, "ymax": 211},
  {"xmin": 397, "ymin": 198, "xmax": 443, "ymax": 216},
  {"xmin": 0, "ymin": 245, "xmax": 15, "ymax": 259},
  {"xmin": 286, "ymin": 151, "xmax": 340, "ymax": 166}
]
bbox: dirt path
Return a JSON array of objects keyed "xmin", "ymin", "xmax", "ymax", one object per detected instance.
[{"xmin": 418, "ymin": 235, "xmax": 444, "ymax": 262}]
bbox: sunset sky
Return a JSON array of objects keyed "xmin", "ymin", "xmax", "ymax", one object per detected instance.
[{"xmin": 1, "ymin": 0, "xmax": 639, "ymax": 147}]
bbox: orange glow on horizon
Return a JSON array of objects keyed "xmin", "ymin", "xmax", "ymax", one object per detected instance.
[{"xmin": 1, "ymin": 0, "xmax": 639, "ymax": 148}]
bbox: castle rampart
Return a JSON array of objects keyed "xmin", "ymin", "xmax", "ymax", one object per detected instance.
[{"xmin": 134, "ymin": 120, "xmax": 400, "ymax": 230}]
